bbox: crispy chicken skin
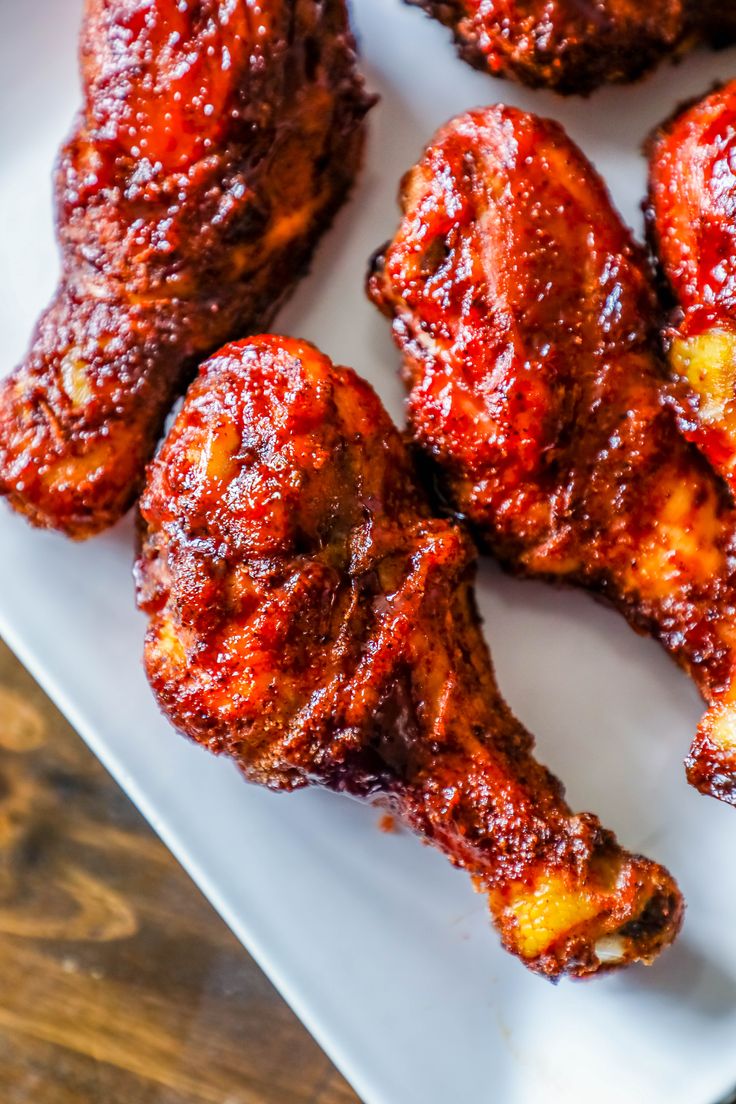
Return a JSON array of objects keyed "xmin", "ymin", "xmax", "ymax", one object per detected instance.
[
  {"xmin": 406, "ymin": 1, "xmax": 736, "ymax": 95},
  {"xmin": 368, "ymin": 106, "xmax": 736, "ymax": 805},
  {"xmin": 0, "ymin": 0, "xmax": 371, "ymax": 539},
  {"xmin": 136, "ymin": 335, "xmax": 682, "ymax": 979},
  {"xmin": 648, "ymin": 81, "xmax": 736, "ymax": 496}
]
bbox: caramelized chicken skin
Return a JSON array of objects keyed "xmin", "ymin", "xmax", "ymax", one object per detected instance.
[
  {"xmin": 0, "ymin": 0, "xmax": 371, "ymax": 538},
  {"xmin": 649, "ymin": 81, "xmax": 736, "ymax": 496},
  {"xmin": 136, "ymin": 335, "xmax": 682, "ymax": 978},
  {"xmin": 369, "ymin": 106, "xmax": 736, "ymax": 805},
  {"xmin": 406, "ymin": 0, "xmax": 736, "ymax": 95}
]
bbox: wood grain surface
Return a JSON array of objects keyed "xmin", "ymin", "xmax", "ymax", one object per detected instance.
[{"xmin": 0, "ymin": 637, "xmax": 360, "ymax": 1104}]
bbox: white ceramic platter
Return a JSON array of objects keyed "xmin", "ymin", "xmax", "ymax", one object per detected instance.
[{"xmin": 3, "ymin": 3, "xmax": 736, "ymax": 1101}]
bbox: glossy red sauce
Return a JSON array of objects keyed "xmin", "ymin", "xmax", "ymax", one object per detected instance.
[
  {"xmin": 650, "ymin": 85, "xmax": 736, "ymax": 315},
  {"xmin": 84, "ymin": 0, "xmax": 262, "ymax": 173}
]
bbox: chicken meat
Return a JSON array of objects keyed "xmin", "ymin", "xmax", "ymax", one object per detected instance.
[
  {"xmin": 369, "ymin": 105, "xmax": 736, "ymax": 804},
  {"xmin": 405, "ymin": 1, "xmax": 736, "ymax": 95},
  {"xmin": 649, "ymin": 80, "xmax": 736, "ymax": 497},
  {"xmin": 135, "ymin": 334, "xmax": 682, "ymax": 979},
  {"xmin": 0, "ymin": 0, "xmax": 371, "ymax": 538}
]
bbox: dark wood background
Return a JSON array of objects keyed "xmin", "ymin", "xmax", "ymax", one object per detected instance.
[{"xmin": 0, "ymin": 637, "xmax": 360, "ymax": 1104}]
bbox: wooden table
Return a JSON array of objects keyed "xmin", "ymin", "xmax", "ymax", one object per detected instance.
[{"xmin": 0, "ymin": 638, "xmax": 360, "ymax": 1104}]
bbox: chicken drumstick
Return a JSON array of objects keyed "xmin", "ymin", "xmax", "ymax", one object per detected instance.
[
  {"xmin": 0, "ymin": 0, "xmax": 371, "ymax": 538},
  {"xmin": 649, "ymin": 80, "xmax": 736, "ymax": 498},
  {"xmin": 406, "ymin": 1, "xmax": 736, "ymax": 95},
  {"xmin": 369, "ymin": 106, "xmax": 736, "ymax": 805},
  {"xmin": 136, "ymin": 334, "xmax": 682, "ymax": 979}
]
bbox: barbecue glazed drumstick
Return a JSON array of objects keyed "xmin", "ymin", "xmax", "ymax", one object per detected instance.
[
  {"xmin": 649, "ymin": 81, "xmax": 736, "ymax": 497},
  {"xmin": 368, "ymin": 106, "xmax": 736, "ymax": 805},
  {"xmin": 136, "ymin": 335, "xmax": 682, "ymax": 979},
  {"xmin": 405, "ymin": 1, "xmax": 736, "ymax": 95},
  {"xmin": 0, "ymin": 0, "xmax": 371, "ymax": 538}
]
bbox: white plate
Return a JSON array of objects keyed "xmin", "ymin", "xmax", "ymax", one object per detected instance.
[{"xmin": 3, "ymin": 3, "xmax": 736, "ymax": 1102}]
